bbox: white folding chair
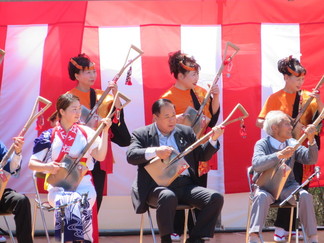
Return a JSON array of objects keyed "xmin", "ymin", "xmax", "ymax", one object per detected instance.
[{"xmin": 31, "ymin": 171, "xmax": 53, "ymax": 243}]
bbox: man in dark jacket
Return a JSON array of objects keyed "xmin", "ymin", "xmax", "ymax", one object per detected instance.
[{"xmin": 126, "ymin": 99, "xmax": 224, "ymax": 243}]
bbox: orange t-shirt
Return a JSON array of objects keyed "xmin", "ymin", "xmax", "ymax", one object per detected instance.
[
  {"xmin": 161, "ymin": 86, "xmax": 212, "ymax": 119},
  {"xmin": 258, "ymin": 89, "xmax": 317, "ymax": 126},
  {"xmin": 67, "ymin": 88, "xmax": 114, "ymax": 118}
]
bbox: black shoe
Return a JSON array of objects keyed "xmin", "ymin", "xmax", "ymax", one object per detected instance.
[
  {"xmin": 161, "ymin": 234, "xmax": 172, "ymax": 243},
  {"xmin": 185, "ymin": 237, "xmax": 205, "ymax": 243}
]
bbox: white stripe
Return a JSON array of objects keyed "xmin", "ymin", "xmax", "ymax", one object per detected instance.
[
  {"xmin": 0, "ymin": 25, "xmax": 48, "ymax": 193},
  {"xmin": 260, "ymin": 23, "xmax": 300, "ymax": 136},
  {"xmin": 98, "ymin": 26, "xmax": 144, "ymax": 195},
  {"xmin": 181, "ymin": 25, "xmax": 225, "ymax": 194}
]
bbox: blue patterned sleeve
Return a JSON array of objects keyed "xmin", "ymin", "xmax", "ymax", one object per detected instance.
[{"xmin": 33, "ymin": 128, "xmax": 53, "ymax": 154}]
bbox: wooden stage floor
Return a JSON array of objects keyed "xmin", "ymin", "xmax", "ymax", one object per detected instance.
[{"xmin": 29, "ymin": 229, "xmax": 324, "ymax": 243}]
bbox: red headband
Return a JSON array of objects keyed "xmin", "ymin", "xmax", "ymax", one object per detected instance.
[
  {"xmin": 287, "ymin": 66, "xmax": 305, "ymax": 77},
  {"xmin": 179, "ymin": 61, "xmax": 197, "ymax": 71},
  {"xmin": 70, "ymin": 58, "xmax": 95, "ymax": 71}
]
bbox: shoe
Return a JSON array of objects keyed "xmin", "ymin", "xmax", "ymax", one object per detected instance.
[
  {"xmin": 274, "ymin": 227, "xmax": 286, "ymax": 242},
  {"xmin": 185, "ymin": 237, "xmax": 205, "ymax": 243},
  {"xmin": 0, "ymin": 235, "xmax": 6, "ymax": 243},
  {"xmin": 171, "ymin": 233, "xmax": 181, "ymax": 242},
  {"xmin": 291, "ymin": 231, "xmax": 304, "ymax": 240}
]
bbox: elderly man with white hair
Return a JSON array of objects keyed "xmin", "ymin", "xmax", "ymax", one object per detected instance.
[{"xmin": 248, "ymin": 110, "xmax": 319, "ymax": 243}]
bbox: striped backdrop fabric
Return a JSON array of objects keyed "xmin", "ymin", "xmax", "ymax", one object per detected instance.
[{"xmin": 0, "ymin": 1, "xmax": 323, "ymax": 196}]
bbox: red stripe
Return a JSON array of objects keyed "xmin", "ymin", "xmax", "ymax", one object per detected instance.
[
  {"xmin": 140, "ymin": 25, "xmax": 181, "ymax": 124},
  {"xmin": 0, "ymin": 2, "xmax": 88, "ymax": 25},
  {"xmin": 0, "ymin": 26, "xmax": 7, "ymax": 89},
  {"xmin": 300, "ymin": 23, "xmax": 324, "ymax": 187},
  {"xmin": 0, "ymin": 1, "xmax": 324, "ymax": 27},
  {"xmin": 85, "ymin": 1, "xmax": 324, "ymax": 26},
  {"xmin": 39, "ymin": 23, "xmax": 85, "ymax": 132},
  {"xmin": 222, "ymin": 24, "xmax": 262, "ymax": 193}
]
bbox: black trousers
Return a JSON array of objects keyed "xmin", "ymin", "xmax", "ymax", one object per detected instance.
[
  {"xmin": 147, "ymin": 176, "xmax": 223, "ymax": 238},
  {"xmin": 0, "ymin": 188, "xmax": 33, "ymax": 243},
  {"xmin": 91, "ymin": 161, "xmax": 107, "ymax": 212},
  {"xmin": 173, "ymin": 173, "xmax": 208, "ymax": 235},
  {"xmin": 274, "ymin": 162, "xmax": 307, "ymax": 231}
]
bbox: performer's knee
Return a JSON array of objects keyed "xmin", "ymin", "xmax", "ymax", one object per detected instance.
[
  {"xmin": 210, "ymin": 192, "xmax": 224, "ymax": 208},
  {"xmin": 15, "ymin": 193, "xmax": 31, "ymax": 211},
  {"xmin": 158, "ymin": 190, "xmax": 177, "ymax": 206},
  {"xmin": 299, "ymin": 190, "xmax": 313, "ymax": 204},
  {"xmin": 254, "ymin": 190, "xmax": 272, "ymax": 205}
]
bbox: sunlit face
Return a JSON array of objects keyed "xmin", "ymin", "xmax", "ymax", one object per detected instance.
[
  {"xmin": 74, "ymin": 63, "xmax": 97, "ymax": 88},
  {"xmin": 60, "ymin": 100, "xmax": 82, "ymax": 124},
  {"xmin": 177, "ymin": 70, "xmax": 199, "ymax": 90},
  {"xmin": 153, "ymin": 103, "xmax": 177, "ymax": 136},
  {"xmin": 272, "ymin": 116, "xmax": 293, "ymax": 141},
  {"xmin": 284, "ymin": 74, "xmax": 305, "ymax": 93}
]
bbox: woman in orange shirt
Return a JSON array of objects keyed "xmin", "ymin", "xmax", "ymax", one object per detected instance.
[
  {"xmin": 67, "ymin": 54, "xmax": 131, "ymax": 212},
  {"xmin": 161, "ymin": 51, "xmax": 221, "ymax": 241}
]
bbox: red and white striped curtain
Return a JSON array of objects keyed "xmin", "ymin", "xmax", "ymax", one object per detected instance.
[{"xmin": 0, "ymin": 1, "xmax": 323, "ymax": 195}]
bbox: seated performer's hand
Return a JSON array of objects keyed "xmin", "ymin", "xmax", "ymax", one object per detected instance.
[
  {"xmin": 156, "ymin": 146, "xmax": 173, "ymax": 160},
  {"xmin": 13, "ymin": 136, "xmax": 24, "ymax": 154},
  {"xmin": 304, "ymin": 124, "xmax": 316, "ymax": 142},
  {"xmin": 176, "ymin": 113, "xmax": 187, "ymax": 124},
  {"xmin": 210, "ymin": 125, "xmax": 224, "ymax": 141},
  {"xmin": 277, "ymin": 146, "xmax": 295, "ymax": 160},
  {"xmin": 45, "ymin": 161, "xmax": 61, "ymax": 174}
]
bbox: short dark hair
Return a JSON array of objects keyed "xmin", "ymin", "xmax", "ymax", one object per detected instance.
[
  {"xmin": 151, "ymin": 99, "xmax": 174, "ymax": 116},
  {"xmin": 56, "ymin": 93, "xmax": 80, "ymax": 118}
]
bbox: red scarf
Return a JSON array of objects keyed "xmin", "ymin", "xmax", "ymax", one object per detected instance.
[{"xmin": 53, "ymin": 122, "xmax": 80, "ymax": 161}]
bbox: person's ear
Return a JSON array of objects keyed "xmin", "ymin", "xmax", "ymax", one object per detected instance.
[
  {"xmin": 59, "ymin": 109, "xmax": 65, "ymax": 118},
  {"xmin": 153, "ymin": 114, "xmax": 157, "ymax": 122},
  {"xmin": 271, "ymin": 124, "xmax": 279, "ymax": 133},
  {"xmin": 74, "ymin": 72, "xmax": 79, "ymax": 81},
  {"xmin": 178, "ymin": 72, "xmax": 185, "ymax": 80}
]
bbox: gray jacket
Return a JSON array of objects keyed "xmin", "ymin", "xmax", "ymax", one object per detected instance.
[{"xmin": 252, "ymin": 136, "xmax": 318, "ymax": 188}]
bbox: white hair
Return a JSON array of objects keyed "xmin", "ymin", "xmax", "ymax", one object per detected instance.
[{"xmin": 263, "ymin": 110, "xmax": 288, "ymax": 135}]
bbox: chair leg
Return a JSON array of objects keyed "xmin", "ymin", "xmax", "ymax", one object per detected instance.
[
  {"xmin": 140, "ymin": 214, "xmax": 144, "ymax": 243},
  {"xmin": 38, "ymin": 203, "xmax": 51, "ymax": 243},
  {"xmin": 183, "ymin": 209, "xmax": 189, "ymax": 243},
  {"xmin": 287, "ymin": 207, "xmax": 294, "ymax": 243},
  {"xmin": 3, "ymin": 216, "xmax": 16, "ymax": 243},
  {"xmin": 190, "ymin": 208, "xmax": 196, "ymax": 225},
  {"xmin": 32, "ymin": 201, "xmax": 37, "ymax": 240},
  {"xmin": 301, "ymin": 224, "xmax": 307, "ymax": 243},
  {"xmin": 146, "ymin": 209, "xmax": 157, "ymax": 243},
  {"xmin": 245, "ymin": 197, "xmax": 252, "ymax": 243}
]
